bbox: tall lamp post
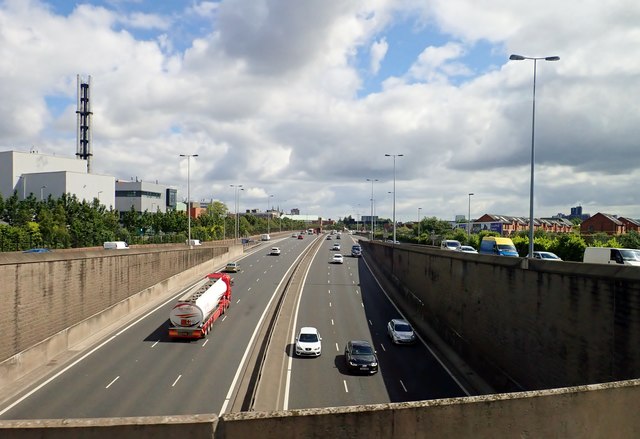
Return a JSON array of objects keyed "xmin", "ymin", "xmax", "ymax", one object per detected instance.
[
  {"xmin": 267, "ymin": 194, "xmax": 274, "ymax": 234},
  {"xmin": 180, "ymin": 154, "xmax": 198, "ymax": 247},
  {"xmin": 509, "ymin": 53, "xmax": 560, "ymax": 258},
  {"xmin": 385, "ymin": 153, "xmax": 404, "ymax": 244},
  {"xmin": 230, "ymin": 184, "xmax": 243, "ymax": 242},
  {"xmin": 417, "ymin": 207, "xmax": 422, "ymax": 240},
  {"xmin": 40, "ymin": 185, "xmax": 47, "ymax": 201},
  {"xmin": 366, "ymin": 178, "xmax": 378, "ymax": 241},
  {"xmin": 468, "ymin": 193, "xmax": 474, "ymax": 238}
]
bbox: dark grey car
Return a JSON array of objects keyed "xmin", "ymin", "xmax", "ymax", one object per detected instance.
[{"xmin": 344, "ymin": 340, "xmax": 378, "ymax": 374}]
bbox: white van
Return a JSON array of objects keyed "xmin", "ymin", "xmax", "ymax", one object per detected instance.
[
  {"xmin": 186, "ymin": 239, "xmax": 202, "ymax": 246},
  {"xmin": 440, "ymin": 240, "xmax": 461, "ymax": 251},
  {"xmin": 261, "ymin": 234, "xmax": 271, "ymax": 241},
  {"xmin": 583, "ymin": 247, "xmax": 640, "ymax": 266},
  {"xmin": 103, "ymin": 241, "xmax": 129, "ymax": 250}
]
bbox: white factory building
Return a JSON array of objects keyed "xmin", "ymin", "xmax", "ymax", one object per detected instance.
[
  {"xmin": 0, "ymin": 150, "xmax": 115, "ymax": 208},
  {"xmin": 115, "ymin": 180, "xmax": 177, "ymax": 214}
]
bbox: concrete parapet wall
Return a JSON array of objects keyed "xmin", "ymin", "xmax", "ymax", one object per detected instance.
[
  {"xmin": 2, "ymin": 380, "xmax": 639, "ymax": 438},
  {"xmin": 0, "ymin": 244, "xmax": 242, "ymax": 389},
  {"xmin": 361, "ymin": 242, "xmax": 640, "ymax": 390}
]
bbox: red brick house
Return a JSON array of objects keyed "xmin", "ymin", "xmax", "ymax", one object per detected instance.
[
  {"xmin": 474, "ymin": 214, "xmax": 573, "ymax": 235},
  {"xmin": 619, "ymin": 217, "xmax": 640, "ymax": 233},
  {"xmin": 580, "ymin": 212, "xmax": 625, "ymax": 235}
]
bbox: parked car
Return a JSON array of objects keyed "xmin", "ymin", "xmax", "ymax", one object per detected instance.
[
  {"xmin": 331, "ymin": 254, "xmax": 344, "ymax": 264},
  {"xmin": 387, "ymin": 319, "xmax": 416, "ymax": 344},
  {"xmin": 224, "ymin": 262, "xmax": 240, "ymax": 273},
  {"xmin": 344, "ymin": 340, "xmax": 378, "ymax": 374},
  {"xmin": 295, "ymin": 327, "xmax": 322, "ymax": 357},
  {"xmin": 270, "ymin": 247, "xmax": 281, "ymax": 255},
  {"xmin": 440, "ymin": 240, "xmax": 461, "ymax": 251},
  {"xmin": 529, "ymin": 251, "xmax": 562, "ymax": 261},
  {"xmin": 458, "ymin": 245, "xmax": 478, "ymax": 254}
]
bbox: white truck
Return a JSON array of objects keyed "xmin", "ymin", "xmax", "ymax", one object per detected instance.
[
  {"xmin": 168, "ymin": 272, "xmax": 233, "ymax": 339},
  {"xmin": 583, "ymin": 247, "xmax": 640, "ymax": 266}
]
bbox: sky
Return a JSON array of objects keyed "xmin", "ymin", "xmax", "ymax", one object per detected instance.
[{"xmin": 1, "ymin": 0, "xmax": 640, "ymax": 223}]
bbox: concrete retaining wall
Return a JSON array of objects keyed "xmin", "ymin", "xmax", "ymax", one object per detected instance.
[
  {"xmin": 0, "ymin": 244, "xmax": 242, "ymax": 389},
  {"xmin": 2, "ymin": 380, "xmax": 639, "ymax": 438},
  {"xmin": 361, "ymin": 242, "xmax": 640, "ymax": 391}
]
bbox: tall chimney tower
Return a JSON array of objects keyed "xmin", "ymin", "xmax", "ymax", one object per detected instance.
[{"xmin": 76, "ymin": 74, "xmax": 93, "ymax": 173}]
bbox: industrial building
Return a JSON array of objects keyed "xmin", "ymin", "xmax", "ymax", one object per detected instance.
[{"xmin": 115, "ymin": 180, "xmax": 177, "ymax": 214}]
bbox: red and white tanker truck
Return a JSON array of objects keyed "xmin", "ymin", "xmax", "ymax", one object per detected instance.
[{"xmin": 168, "ymin": 272, "xmax": 232, "ymax": 339}]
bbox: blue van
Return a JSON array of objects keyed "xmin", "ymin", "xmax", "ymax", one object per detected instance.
[{"xmin": 479, "ymin": 237, "xmax": 519, "ymax": 257}]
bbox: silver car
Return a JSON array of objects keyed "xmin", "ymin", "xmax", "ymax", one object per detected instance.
[{"xmin": 387, "ymin": 319, "xmax": 416, "ymax": 344}]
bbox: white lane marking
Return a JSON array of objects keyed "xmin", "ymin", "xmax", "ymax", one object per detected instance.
[
  {"xmin": 220, "ymin": 243, "xmax": 312, "ymax": 415},
  {"xmin": 329, "ymin": 302, "xmax": 332, "ymax": 307},
  {"xmin": 360, "ymin": 256, "xmax": 471, "ymax": 396},
  {"xmin": 328, "ymin": 289, "xmax": 331, "ymax": 294},
  {"xmin": 356, "ymin": 289, "xmax": 360, "ymax": 295},
  {"xmin": 335, "ymin": 343, "xmax": 339, "ymax": 351},
  {"xmin": 362, "ymin": 302, "xmax": 364, "ymax": 307},
  {"xmin": 264, "ymin": 270, "xmax": 268, "ymax": 274},
  {"xmin": 327, "ymin": 280, "xmax": 330, "ymax": 284},
  {"xmin": 331, "ymin": 319, "xmax": 334, "ymax": 326},
  {"xmin": 400, "ymin": 380, "xmax": 408, "ymax": 392},
  {"xmin": 105, "ymin": 376, "xmax": 119, "ymax": 389},
  {"xmin": 256, "ymin": 278, "xmax": 260, "ymax": 282},
  {"xmin": 172, "ymin": 375, "xmax": 182, "ymax": 387},
  {"xmin": 380, "ymin": 344, "xmax": 387, "ymax": 352},
  {"xmin": 0, "ymin": 280, "xmax": 200, "ymax": 416},
  {"xmin": 343, "ymin": 380, "xmax": 349, "ymax": 393},
  {"xmin": 247, "ymin": 287, "xmax": 252, "ymax": 292},
  {"xmin": 151, "ymin": 340, "xmax": 159, "ymax": 348},
  {"xmin": 202, "ymin": 339, "xmax": 209, "ymax": 348},
  {"xmin": 236, "ymin": 299, "xmax": 241, "ymax": 304},
  {"xmin": 368, "ymin": 319, "xmax": 373, "ymax": 326}
]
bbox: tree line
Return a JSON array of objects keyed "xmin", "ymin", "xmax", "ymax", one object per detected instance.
[{"xmin": 0, "ymin": 192, "xmax": 306, "ymax": 252}]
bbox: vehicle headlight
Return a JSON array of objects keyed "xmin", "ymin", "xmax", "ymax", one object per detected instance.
[
  {"xmin": 371, "ymin": 362, "xmax": 378, "ymax": 367},
  {"xmin": 349, "ymin": 360, "xmax": 357, "ymax": 366}
]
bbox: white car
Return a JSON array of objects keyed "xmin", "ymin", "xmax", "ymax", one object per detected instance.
[
  {"xmin": 458, "ymin": 245, "xmax": 478, "ymax": 254},
  {"xmin": 270, "ymin": 247, "xmax": 281, "ymax": 255},
  {"xmin": 529, "ymin": 251, "xmax": 562, "ymax": 261},
  {"xmin": 331, "ymin": 254, "xmax": 344, "ymax": 264},
  {"xmin": 295, "ymin": 327, "xmax": 322, "ymax": 356},
  {"xmin": 331, "ymin": 243, "xmax": 341, "ymax": 251},
  {"xmin": 387, "ymin": 319, "xmax": 417, "ymax": 344}
]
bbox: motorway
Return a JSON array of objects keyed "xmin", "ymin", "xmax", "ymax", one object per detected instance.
[{"xmin": 0, "ymin": 232, "xmax": 466, "ymax": 420}]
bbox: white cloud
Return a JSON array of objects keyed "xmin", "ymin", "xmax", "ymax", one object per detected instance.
[{"xmin": 1, "ymin": 0, "xmax": 640, "ymax": 222}]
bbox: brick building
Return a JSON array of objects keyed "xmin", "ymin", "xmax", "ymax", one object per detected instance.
[{"xmin": 580, "ymin": 213, "xmax": 625, "ymax": 235}]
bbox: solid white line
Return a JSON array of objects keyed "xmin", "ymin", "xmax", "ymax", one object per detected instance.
[
  {"xmin": 151, "ymin": 340, "xmax": 159, "ymax": 348},
  {"xmin": 343, "ymin": 380, "xmax": 349, "ymax": 393},
  {"xmin": 220, "ymin": 243, "xmax": 315, "ymax": 415},
  {"xmin": 400, "ymin": 380, "xmax": 408, "ymax": 392},
  {"xmin": 172, "ymin": 375, "xmax": 182, "ymax": 387},
  {"xmin": 0, "ymin": 281, "xmax": 198, "ymax": 416},
  {"xmin": 105, "ymin": 376, "xmax": 119, "ymax": 389}
]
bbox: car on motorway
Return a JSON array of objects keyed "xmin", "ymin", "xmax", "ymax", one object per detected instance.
[
  {"xmin": 387, "ymin": 319, "xmax": 417, "ymax": 344},
  {"xmin": 351, "ymin": 245, "xmax": 362, "ymax": 257},
  {"xmin": 331, "ymin": 254, "xmax": 344, "ymax": 264},
  {"xmin": 292, "ymin": 233, "xmax": 298, "ymax": 238},
  {"xmin": 22, "ymin": 248, "xmax": 51, "ymax": 253},
  {"xmin": 336, "ymin": 233, "xmax": 341, "ymax": 239},
  {"xmin": 295, "ymin": 327, "xmax": 322, "ymax": 357},
  {"xmin": 270, "ymin": 247, "xmax": 281, "ymax": 255},
  {"xmin": 326, "ymin": 235, "xmax": 332, "ymax": 240},
  {"xmin": 224, "ymin": 261, "xmax": 240, "ymax": 273},
  {"xmin": 344, "ymin": 340, "xmax": 378, "ymax": 374},
  {"xmin": 528, "ymin": 251, "xmax": 562, "ymax": 260},
  {"xmin": 458, "ymin": 245, "xmax": 478, "ymax": 254},
  {"xmin": 331, "ymin": 243, "xmax": 341, "ymax": 251},
  {"xmin": 297, "ymin": 234, "xmax": 304, "ymax": 239}
]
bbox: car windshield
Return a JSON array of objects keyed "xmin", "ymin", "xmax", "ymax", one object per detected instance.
[
  {"xmin": 498, "ymin": 244, "xmax": 517, "ymax": 251},
  {"xmin": 620, "ymin": 249, "xmax": 640, "ymax": 261},
  {"xmin": 541, "ymin": 253, "xmax": 558, "ymax": 259},
  {"xmin": 299, "ymin": 333, "xmax": 318, "ymax": 342},
  {"xmin": 394, "ymin": 323, "xmax": 412, "ymax": 332},
  {"xmin": 352, "ymin": 344, "xmax": 373, "ymax": 355},
  {"xmin": 446, "ymin": 242, "xmax": 459, "ymax": 248}
]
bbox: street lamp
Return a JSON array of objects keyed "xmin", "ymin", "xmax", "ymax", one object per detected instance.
[
  {"xmin": 366, "ymin": 178, "xmax": 378, "ymax": 241},
  {"xmin": 385, "ymin": 153, "xmax": 404, "ymax": 244},
  {"xmin": 266, "ymin": 194, "xmax": 274, "ymax": 234},
  {"xmin": 180, "ymin": 154, "xmax": 199, "ymax": 247},
  {"xmin": 40, "ymin": 185, "xmax": 46, "ymax": 201},
  {"xmin": 509, "ymin": 53, "xmax": 559, "ymax": 258},
  {"xmin": 230, "ymin": 184, "xmax": 243, "ymax": 242},
  {"xmin": 417, "ymin": 207, "xmax": 422, "ymax": 240},
  {"xmin": 468, "ymin": 193, "xmax": 474, "ymax": 238},
  {"xmin": 97, "ymin": 190, "xmax": 103, "ymax": 203}
]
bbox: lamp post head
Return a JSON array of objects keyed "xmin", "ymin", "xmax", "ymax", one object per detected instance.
[
  {"xmin": 545, "ymin": 56, "xmax": 560, "ymax": 61},
  {"xmin": 509, "ymin": 54, "xmax": 525, "ymax": 61}
]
